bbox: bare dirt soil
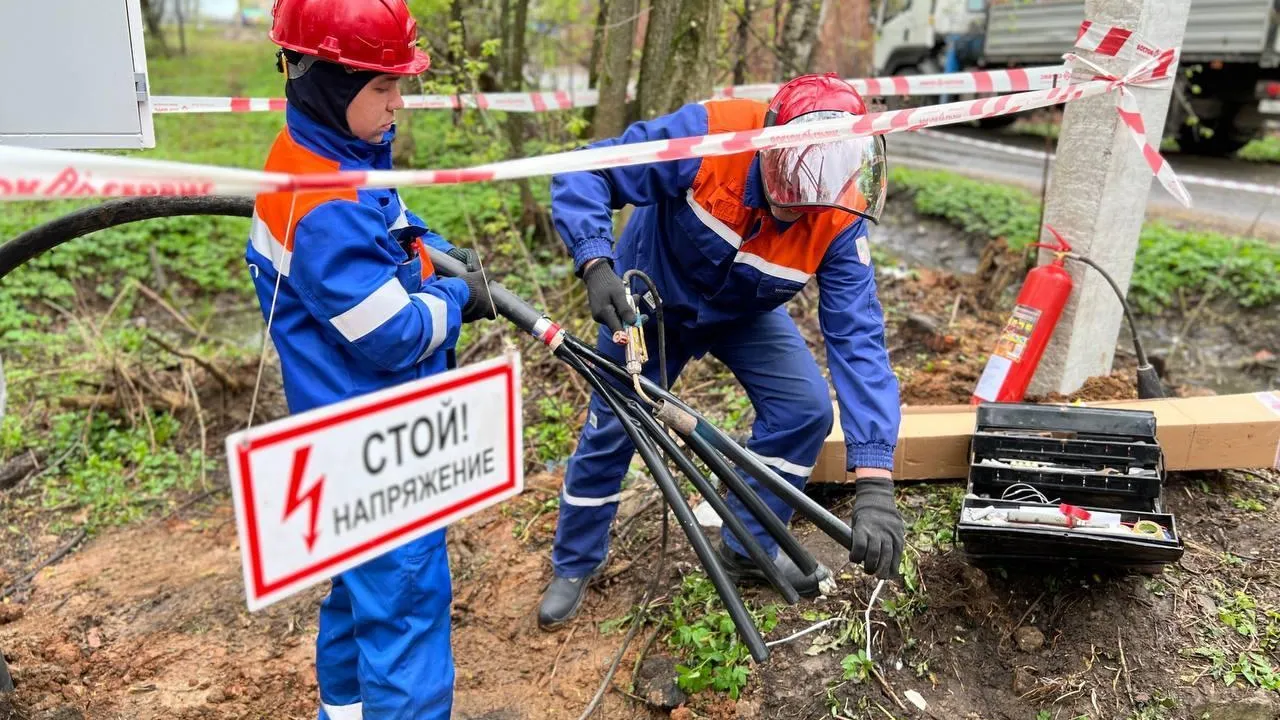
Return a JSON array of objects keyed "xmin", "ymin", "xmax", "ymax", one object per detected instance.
[{"xmin": 3, "ymin": 213, "xmax": 1279, "ymax": 720}]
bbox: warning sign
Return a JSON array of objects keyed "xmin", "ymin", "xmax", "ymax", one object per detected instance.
[{"xmin": 225, "ymin": 354, "xmax": 523, "ymax": 611}]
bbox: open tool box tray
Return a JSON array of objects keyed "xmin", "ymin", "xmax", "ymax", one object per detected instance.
[{"xmin": 957, "ymin": 403, "xmax": 1184, "ymax": 567}]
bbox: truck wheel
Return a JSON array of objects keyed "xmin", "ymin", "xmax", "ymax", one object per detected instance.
[
  {"xmin": 1177, "ymin": 123, "xmax": 1249, "ymax": 157},
  {"xmin": 976, "ymin": 115, "xmax": 1018, "ymax": 129}
]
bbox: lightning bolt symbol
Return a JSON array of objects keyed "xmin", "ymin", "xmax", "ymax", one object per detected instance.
[{"xmin": 283, "ymin": 445, "xmax": 324, "ymax": 552}]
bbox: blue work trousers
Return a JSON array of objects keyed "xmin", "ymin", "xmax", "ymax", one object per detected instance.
[
  {"xmin": 316, "ymin": 530, "xmax": 454, "ymax": 720},
  {"xmin": 551, "ymin": 307, "xmax": 834, "ymax": 577}
]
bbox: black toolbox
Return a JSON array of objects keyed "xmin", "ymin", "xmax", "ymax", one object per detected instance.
[{"xmin": 957, "ymin": 403, "xmax": 1184, "ymax": 567}]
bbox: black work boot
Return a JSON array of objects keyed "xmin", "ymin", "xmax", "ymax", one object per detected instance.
[
  {"xmin": 717, "ymin": 542, "xmax": 831, "ymax": 598},
  {"xmin": 537, "ymin": 558, "xmax": 607, "ymax": 630}
]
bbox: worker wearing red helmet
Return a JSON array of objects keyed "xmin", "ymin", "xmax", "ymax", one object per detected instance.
[
  {"xmin": 252, "ymin": 0, "xmax": 491, "ymax": 717},
  {"xmin": 539, "ymin": 75, "xmax": 905, "ymax": 627}
]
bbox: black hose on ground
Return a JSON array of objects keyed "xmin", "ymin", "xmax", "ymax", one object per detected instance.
[
  {"xmin": 626, "ymin": 396, "xmax": 801, "ymax": 605},
  {"xmin": 0, "ymin": 196, "xmax": 255, "ymax": 280},
  {"xmin": 562, "ymin": 350, "xmax": 769, "ymax": 661},
  {"xmin": 0, "ymin": 196, "xmax": 820, "ymax": 669}
]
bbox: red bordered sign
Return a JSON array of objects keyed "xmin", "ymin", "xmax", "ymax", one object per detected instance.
[{"xmin": 225, "ymin": 354, "xmax": 523, "ymax": 611}]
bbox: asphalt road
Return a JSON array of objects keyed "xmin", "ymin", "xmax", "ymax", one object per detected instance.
[{"xmin": 890, "ymin": 126, "xmax": 1280, "ymax": 237}]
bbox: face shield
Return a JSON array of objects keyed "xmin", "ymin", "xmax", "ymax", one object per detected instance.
[{"xmin": 759, "ymin": 110, "xmax": 888, "ymax": 223}]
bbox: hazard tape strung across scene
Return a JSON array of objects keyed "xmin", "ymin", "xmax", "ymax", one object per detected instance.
[
  {"xmin": 914, "ymin": 129, "xmax": 1280, "ymax": 198},
  {"xmin": 1076, "ymin": 20, "xmax": 1160, "ymax": 60},
  {"xmin": 151, "ymin": 65, "xmax": 1072, "ymax": 115},
  {"xmin": 0, "ymin": 47, "xmax": 1189, "ymax": 208},
  {"xmin": 1067, "ymin": 23, "xmax": 1190, "ymax": 206}
]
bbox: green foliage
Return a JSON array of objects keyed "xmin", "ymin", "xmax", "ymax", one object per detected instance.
[
  {"xmin": 1237, "ymin": 135, "xmax": 1280, "ymax": 164},
  {"xmin": 0, "ymin": 415, "xmax": 26, "ymax": 462},
  {"xmin": 665, "ymin": 573, "xmax": 779, "ymax": 699},
  {"xmin": 1187, "ymin": 647, "xmax": 1280, "ymax": 691},
  {"xmin": 1233, "ymin": 497, "xmax": 1267, "ymax": 512},
  {"xmin": 1126, "ymin": 693, "xmax": 1178, "ymax": 720},
  {"xmin": 526, "ymin": 397, "xmax": 578, "ymax": 464},
  {"xmin": 1184, "ymin": 583, "xmax": 1280, "ymax": 692},
  {"xmin": 1129, "ymin": 224, "xmax": 1280, "ymax": 313},
  {"xmin": 840, "ymin": 649, "xmax": 873, "ymax": 683},
  {"xmin": 1035, "ymin": 711, "xmax": 1052, "ymax": 720},
  {"xmin": 892, "ymin": 167, "xmax": 1040, "ymax": 251},
  {"xmin": 36, "ymin": 412, "xmax": 201, "ymax": 529},
  {"xmin": 891, "ymin": 166, "xmax": 1280, "ymax": 313}
]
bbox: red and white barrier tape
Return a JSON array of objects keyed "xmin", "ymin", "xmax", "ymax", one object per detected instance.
[
  {"xmin": 151, "ymin": 65, "xmax": 1071, "ymax": 115},
  {"xmin": 0, "ymin": 53, "xmax": 1186, "ymax": 206},
  {"xmin": 1076, "ymin": 21, "xmax": 1159, "ymax": 60},
  {"xmin": 1066, "ymin": 46, "xmax": 1190, "ymax": 206},
  {"xmin": 915, "ymin": 129, "xmax": 1280, "ymax": 198}
]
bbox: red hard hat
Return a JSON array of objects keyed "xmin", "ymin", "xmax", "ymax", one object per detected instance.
[
  {"xmin": 760, "ymin": 74, "xmax": 888, "ymax": 223},
  {"xmin": 765, "ymin": 73, "xmax": 869, "ymax": 127},
  {"xmin": 270, "ymin": 0, "xmax": 430, "ymax": 75}
]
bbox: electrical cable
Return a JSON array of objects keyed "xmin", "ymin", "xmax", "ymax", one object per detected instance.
[
  {"xmin": 1062, "ymin": 252, "xmax": 1164, "ymax": 398},
  {"xmin": 3, "ymin": 197, "xmax": 849, "ymax": 689},
  {"xmin": 577, "ymin": 269, "xmax": 675, "ymax": 720}
]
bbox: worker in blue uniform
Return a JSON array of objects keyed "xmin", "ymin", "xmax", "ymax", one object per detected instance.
[
  {"xmin": 252, "ymin": 0, "xmax": 493, "ymax": 717},
  {"xmin": 539, "ymin": 74, "xmax": 908, "ymax": 628}
]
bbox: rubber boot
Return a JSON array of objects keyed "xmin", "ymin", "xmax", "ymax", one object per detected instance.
[
  {"xmin": 537, "ymin": 557, "xmax": 607, "ymax": 630},
  {"xmin": 717, "ymin": 542, "xmax": 831, "ymax": 598}
]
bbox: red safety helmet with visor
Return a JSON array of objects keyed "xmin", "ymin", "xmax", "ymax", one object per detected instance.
[
  {"xmin": 270, "ymin": 0, "xmax": 430, "ymax": 75},
  {"xmin": 760, "ymin": 74, "xmax": 887, "ymax": 223}
]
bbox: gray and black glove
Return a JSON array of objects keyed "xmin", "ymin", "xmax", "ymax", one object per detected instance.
[
  {"xmin": 582, "ymin": 258, "xmax": 636, "ymax": 335},
  {"xmin": 448, "ymin": 247, "xmax": 493, "ymax": 323},
  {"xmin": 848, "ymin": 476, "xmax": 905, "ymax": 580}
]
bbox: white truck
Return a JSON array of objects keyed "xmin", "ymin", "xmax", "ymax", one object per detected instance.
[{"xmin": 872, "ymin": 0, "xmax": 1280, "ymax": 155}]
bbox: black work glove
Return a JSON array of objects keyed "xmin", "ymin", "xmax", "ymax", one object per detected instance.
[
  {"xmin": 447, "ymin": 247, "xmax": 493, "ymax": 323},
  {"xmin": 447, "ymin": 246, "xmax": 479, "ymax": 270},
  {"xmin": 582, "ymin": 258, "xmax": 636, "ymax": 335},
  {"xmin": 848, "ymin": 476, "xmax": 905, "ymax": 580}
]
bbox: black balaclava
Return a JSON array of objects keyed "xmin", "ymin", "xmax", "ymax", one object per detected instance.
[{"xmin": 281, "ymin": 49, "xmax": 381, "ymax": 138}]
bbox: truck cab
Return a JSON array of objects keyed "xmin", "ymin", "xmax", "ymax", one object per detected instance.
[{"xmin": 873, "ymin": 0, "xmax": 989, "ymax": 76}]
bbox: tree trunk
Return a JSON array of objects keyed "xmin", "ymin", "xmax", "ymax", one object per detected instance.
[
  {"xmin": 776, "ymin": 0, "xmax": 826, "ymax": 81},
  {"xmin": 636, "ymin": 0, "xmax": 722, "ymax": 120},
  {"xmin": 498, "ymin": 0, "xmax": 512, "ymax": 87},
  {"xmin": 587, "ymin": 0, "xmax": 609, "ymax": 88},
  {"xmin": 733, "ymin": 0, "xmax": 754, "ymax": 86},
  {"xmin": 141, "ymin": 0, "xmax": 169, "ymax": 57},
  {"xmin": 635, "ymin": 0, "xmax": 681, "ymax": 120},
  {"xmin": 592, "ymin": 0, "xmax": 640, "ymax": 139},
  {"xmin": 504, "ymin": 0, "xmax": 541, "ymax": 226},
  {"xmin": 176, "ymin": 0, "xmax": 187, "ymax": 55}
]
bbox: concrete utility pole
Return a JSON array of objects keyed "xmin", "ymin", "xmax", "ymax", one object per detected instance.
[{"xmin": 1028, "ymin": 0, "xmax": 1192, "ymax": 395}]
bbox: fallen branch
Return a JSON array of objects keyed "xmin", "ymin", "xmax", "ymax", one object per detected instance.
[
  {"xmin": 147, "ymin": 332, "xmax": 242, "ymax": 392},
  {"xmin": 870, "ymin": 667, "xmax": 908, "ymax": 714},
  {"xmin": 134, "ymin": 280, "xmax": 200, "ymax": 337},
  {"xmin": 0, "ymin": 528, "xmax": 88, "ymax": 600}
]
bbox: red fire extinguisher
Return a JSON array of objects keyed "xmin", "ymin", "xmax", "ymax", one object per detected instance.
[{"xmin": 971, "ymin": 227, "xmax": 1074, "ymax": 404}]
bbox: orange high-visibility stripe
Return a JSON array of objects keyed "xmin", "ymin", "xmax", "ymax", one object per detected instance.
[
  {"xmin": 254, "ymin": 128, "xmax": 357, "ymax": 251},
  {"xmin": 690, "ymin": 99, "xmax": 861, "ymax": 278}
]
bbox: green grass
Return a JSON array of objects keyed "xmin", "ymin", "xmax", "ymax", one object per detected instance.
[
  {"xmin": 24, "ymin": 412, "xmax": 202, "ymax": 529},
  {"xmin": 1238, "ymin": 134, "xmax": 1280, "ymax": 163},
  {"xmin": 891, "ymin": 166, "xmax": 1280, "ymax": 314},
  {"xmin": 1011, "ymin": 118, "xmax": 1280, "ymax": 163}
]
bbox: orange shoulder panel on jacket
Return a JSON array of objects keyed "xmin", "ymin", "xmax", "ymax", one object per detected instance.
[
  {"xmin": 802, "ymin": 210, "xmax": 864, "ymax": 268},
  {"xmin": 692, "ymin": 99, "xmax": 769, "ymax": 225},
  {"xmin": 253, "ymin": 128, "xmax": 358, "ymax": 250}
]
